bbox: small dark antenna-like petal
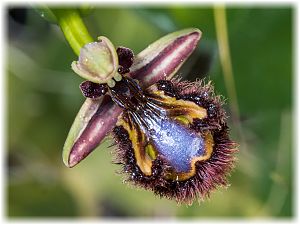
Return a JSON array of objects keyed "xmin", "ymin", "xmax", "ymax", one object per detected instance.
[
  {"xmin": 117, "ymin": 47, "xmax": 134, "ymax": 74},
  {"xmin": 80, "ymin": 81, "xmax": 108, "ymax": 98}
]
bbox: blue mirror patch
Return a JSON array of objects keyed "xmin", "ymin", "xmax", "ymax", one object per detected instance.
[{"xmin": 142, "ymin": 114, "xmax": 205, "ymax": 173}]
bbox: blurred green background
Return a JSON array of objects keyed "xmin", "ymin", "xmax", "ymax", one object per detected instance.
[{"xmin": 7, "ymin": 5, "xmax": 293, "ymax": 218}]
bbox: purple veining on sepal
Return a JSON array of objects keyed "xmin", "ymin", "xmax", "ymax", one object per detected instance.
[
  {"xmin": 129, "ymin": 29, "xmax": 201, "ymax": 88},
  {"xmin": 67, "ymin": 96, "xmax": 123, "ymax": 167}
]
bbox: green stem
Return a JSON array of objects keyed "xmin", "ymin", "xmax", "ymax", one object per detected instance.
[
  {"xmin": 53, "ymin": 9, "xmax": 93, "ymax": 56},
  {"xmin": 214, "ymin": 5, "xmax": 247, "ymax": 150},
  {"xmin": 213, "ymin": 5, "xmax": 239, "ymax": 122}
]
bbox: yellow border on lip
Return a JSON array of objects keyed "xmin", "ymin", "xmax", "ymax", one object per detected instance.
[
  {"xmin": 117, "ymin": 115, "xmax": 153, "ymax": 176},
  {"xmin": 150, "ymin": 91, "xmax": 207, "ymax": 123}
]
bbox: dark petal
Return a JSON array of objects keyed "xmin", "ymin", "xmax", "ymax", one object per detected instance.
[
  {"xmin": 116, "ymin": 46, "xmax": 134, "ymax": 72},
  {"xmin": 80, "ymin": 80, "xmax": 108, "ymax": 98}
]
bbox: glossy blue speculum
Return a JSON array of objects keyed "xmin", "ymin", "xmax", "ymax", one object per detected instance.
[{"xmin": 142, "ymin": 115, "xmax": 205, "ymax": 173}]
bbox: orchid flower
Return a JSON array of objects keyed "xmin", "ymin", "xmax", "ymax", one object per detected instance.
[{"xmin": 62, "ymin": 28, "xmax": 236, "ymax": 204}]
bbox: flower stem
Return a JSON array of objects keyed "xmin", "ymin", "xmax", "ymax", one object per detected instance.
[
  {"xmin": 214, "ymin": 5, "xmax": 246, "ymax": 150},
  {"xmin": 213, "ymin": 5, "xmax": 239, "ymax": 122},
  {"xmin": 53, "ymin": 9, "xmax": 93, "ymax": 56}
]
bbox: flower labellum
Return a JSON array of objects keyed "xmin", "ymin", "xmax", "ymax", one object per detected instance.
[
  {"xmin": 63, "ymin": 28, "xmax": 237, "ymax": 204},
  {"xmin": 113, "ymin": 78, "xmax": 236, "ymax": 204}
]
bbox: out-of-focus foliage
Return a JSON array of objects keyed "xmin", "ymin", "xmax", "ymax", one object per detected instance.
[{"xmin": 7, "ymin": 6, "xmax": 293, "ymax": 218}]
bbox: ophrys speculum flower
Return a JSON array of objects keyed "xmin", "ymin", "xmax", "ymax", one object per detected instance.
[{"xmin": 63, "ymin": 28, "xmax": 237, "ymax": 204}]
